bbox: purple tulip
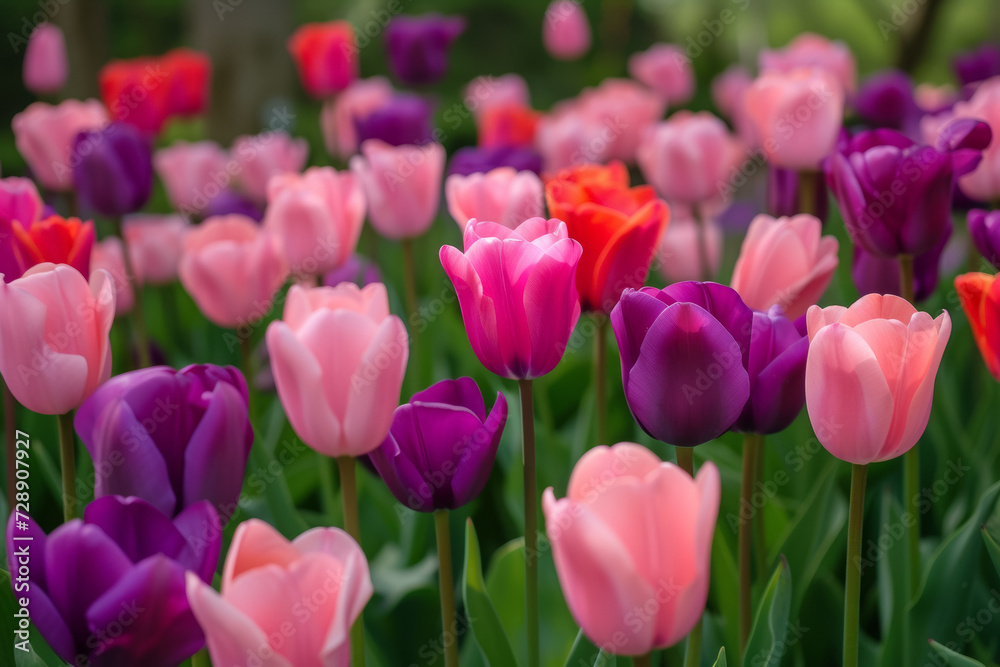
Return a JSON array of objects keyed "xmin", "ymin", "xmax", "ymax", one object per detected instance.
[
  {"xmin": 74, "ymin": 364, "xmax": 253, "ymax": 519},
  {"xmin": 953, "ymin": 45, "xmax": 1000, "ymax": 87},
  {"xmin": 6, "ymin": 496, "xmax": 220, "ymax": 667},
  {"xmin": 851, "ymin": 226, "xmax": 950, "ymax": 302},
  {"xmin": 767, "ymin": 165, "xmax": 828, "ymax": 222},
  {"xmin": 854, "ymin": 70, "xmax": 919, "ymax": 131},
  {"xmin": 323, "ymin": 253, "xmax": 382, "ymax": 288},
  {"xmin": 448, "ymin": 145, "xmax": 544, "ymax": 176},
  {"xmin": 368, "ymin": 377, "xmax": 507, "ymax": 512},
  {"xmin": 612, "ymin": 282, "xmax": 752, "ymax": 447},
  {"xmin": 202, "ymin": 188, "xmax": 263, "ymax": 222},
  {"xmin": 384, "ymin": 14, "xmax": 465, "ymax": 86},
  {"xmin": 72, "ymin": 122, "xmax": 153, "ymax": 218},
  {"xmin": 355, "ymin": 94, "xmax": 435, "ymax": 147},
  {"xmin": 969, "ymin": 208, "xmax": 1000, "ymax": 269}
]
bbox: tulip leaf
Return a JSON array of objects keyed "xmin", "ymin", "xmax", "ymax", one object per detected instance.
[
  {"xmin": 711, "ymin": 646, "xmax": 728, "ymax": 667},
  {"xmin": 983, "ymin": 525, "xmax": 1000, "ymax": 582},
  {"xmin": 563, "ymin": 628, "xmax": 616, "ymax": 667},
  {"xmin": 877, "ymin": 491, "xmax": 911, "ymax": 667},
  {"xmin": 743, "ymin": 556, "xmax": 792, "ymax": 667},
  {"xmin": 463, "ymin": 519, "xmax": 518, "ymax": 667},
  {"xmin": 928, "ymin": 640, "xmax": 987, "ymax": 667}
]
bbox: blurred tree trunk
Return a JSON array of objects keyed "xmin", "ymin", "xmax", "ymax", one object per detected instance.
[{"xmin": 52, "ymin": 0, "xmax": 109, "ymax": 100}]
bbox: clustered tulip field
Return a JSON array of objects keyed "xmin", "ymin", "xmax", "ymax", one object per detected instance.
[{"xmin": 1, "ymin": 0, "xmax": 1000, "ymax": 665}]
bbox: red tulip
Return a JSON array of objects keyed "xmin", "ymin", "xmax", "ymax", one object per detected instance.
[{"xmin": 288, "ymin": 21, "xmax": 358, "ymax": 99}]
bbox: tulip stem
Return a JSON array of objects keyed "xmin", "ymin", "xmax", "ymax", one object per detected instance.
[
  {"xmin": 191, "ymin": 648, "xmax": 210, "ymax": 667},
  {"xmin": 844, "ymin": 463, "xmax": 868, "ymax": 667},
  {"xmin": 434, "ymin": 510, "xmax": 460, "ymax": 667},
  {"xmin": 898, "ymin": 253, "xmax": 921, "ymax": 597},
  {"xmin": 57, "ymin": 411, "xmax": 76, "ymax": 522},
  {"xmin": 692, "ymin": 203, "xmax": 712, "ymax": 281},
  {"xmin": 336, "ymin": 456, "xmax": 365, "ymax": 667},
  {"xmin": 676, "ymin": 447, "xmax": 694, "ymax": 476},
  {"xmin": 797, "ymin": 170, "xmax": 819, "ymax": 217},
  {"xmin": 594, "ymin": 315, "xmax": 608, "ymax": 445},
  {"xmin": 519, "ymin": 378, "xmax": 540, "ymax": 667},
  {"xmin": 632, "ymin": 653, "xmax": 652, "ymax": 667},
  {"xmin": 739, "ymin": 434, "xmax": 763, "ymax": 653},
  {"xmin": 675, "ymin": 447, "xmax": 702, "ymax": 667},
  {"xmin": 113, "ymin": 217, "xmax": 152, "ymax": 368},
  {"xmin": 3, "ymin": 378, "xmax": 16, "ymax": 513},
  {"xmin": 898, "ymin": 254, "xmax": 915, "ymax": 303}
]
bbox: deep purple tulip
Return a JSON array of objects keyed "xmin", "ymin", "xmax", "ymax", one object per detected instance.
[
  {"xmin": 851, "ymin": 226, "xmax": 949, "ymax": 302},
  {"xmin": 74, "ymin": 364, "xmax": 253, "ymax": 519},
  {"xmin": 369, "ymin": 377, "xmax": 507, "ymax": 512},
  {"xmin": 767, "ymin": 165, "xmax": 828, "ymax": 222},
  {"xmin": 448, "ymin": 145, "xmax": 544, "ymax": 176},
  {"xmin": 612, "ymin": 282, "xmax": 752, "ymax": 447},
  {"xmin": 384, "ymin": 14, "xmax": 466, "ymax": 86},
  {"xmin": 6, "ymin": 496, "xmax": 220, "ymax": 667},
  {"xmin": 953, "ymin": 45, "xmax": 1000, "ymax": 87},
  {"xmin": 72, "ymin": 122, "xmax": 153, "ymax": 218},
  {"xmin": 202, "ymin": 188, "xmax": 263, "ymax": 222},
  {"xmin": 969, "ymin": 208, "xmax": 1000, "ymax": 269},
  {"xmin": 355, "ymin": 94, "xmax": 435, "ymax": 147},
  {"xmin": 854, "ymin": 70, "xmax": 918, "ymax": 130}
]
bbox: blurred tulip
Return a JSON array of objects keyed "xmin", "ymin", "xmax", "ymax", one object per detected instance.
[
  {"xmin": 122, "ymin": 214, "xmax": 190, "ymax": 284},
  {"xmin": 854, "ymin": 70, "xmax": 918, "ymax": 131},
  {"xmin": 956, "ymin": 272, "xmax": 1000, "ymax": 379},
  {"xmin": 354, "ymin": 94, "xmax": 435, "ymax": 147},
  {"xmin": 23, "ymin": 23, "xmax": 67, "ymax": 95},
  {"xmin": 154, "ymin": 140, "xmax": 230, "ymax": 215},
  {"xmin": 969, "ymin": 208, "xmax": 1000, "ymax": 269},
  {"xmin": 446, "ymin": 167, "xmax": 544, "ymax": 230},
  {"xmin": 628, "ymin": 43, "xmax": 695, "ymax": 106},
  {"xmin": 953, "ymin": 45, "xmax": 1000, "ymax": 87},
  {"xmin": 759, "ymin": 33, "xmax": 857, "ymax": 94},
  {"xmin": 0, "ymin": 177, "xmax": 44, "ymax": 283},
  {"xmin": 448, "ymin": 145, "xmax": 543, "ymax": 176},
  {"xmin": 543, "ymin": 443, "xmax": 720, "ymax": 655},
  {"xmin": 766, "ymin": 165, "xmax": 829, "ymax": 221},
  {"xmin": 805, "ymin": 294, "xmax": 951, "ymax": 464},
  {"xmin": 11, "ymin": 215, "xmax": 95, "ymax": 278},
  {"xmin": 90, "ymin": 237, "xmax": 133, "ymax": 315},
  {"xmin": 324, "ymin": 253, "xmax": 382, "ymax": 288},
  {"xmin": 479, "ymin": 103, "xmax": 540, "ymax": 149},
  {"xmin": 655, "ymin": 208, "xmax": 722, "ymax": 283},
  {"xmin": 711, "ymin": 65, "xmax": 757, "ymax": 146},
  {"xmin": 98, "ymin": 57, "xmax": 173, "ymax": 135},
  {"xmin": 266, "ymin": 282, "xmax": 408, "ymax": 457},
  {"xmin": 321, "ymin": 77, "xmax": 394, "ymax": 159},
  {"xmin": 385, "ymin": 14, "xmax": 465, "ymax": 86},
  {"xmin": 466, "ymin": 73, "xmax": 530, "ymax": 120},
  {"xmin": 287, "ymin": 21, "xmax": 358, "ymax": 98},
  {"xmin": 72, "ymin": 122, "xmax": 153, "ymax": 218},
  {"xmin": 201, "ymin": 188, "xmax": 263, "ymax": 222},
  {"xmin": 914, "ymin": 84, "xmax": 958, "ymax": 114},
  {"xmin": 852, "ymin": 229, "xmax": 949, "ymax": 302},
  {"xmin": 231, "ymin": 131, "xmax": 309, "ymax": 204},
  {"xmin": 12, "ymin": 99, "xmax": 108, "ymax": 191},
  {"xmin": 440, "ymin": 218, "xmax": 582, "ymax": 379},
  {"xmin": 161, "ymin": 48, "xmax": 211, "ymax": 117},
  {"xmin": 542, "ymin": 0, "xmax": 591, "ymax": 61}
]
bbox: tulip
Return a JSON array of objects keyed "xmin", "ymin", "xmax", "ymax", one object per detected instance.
[
  {"xmin": 805, "ymin": 293, "xmax": 951, "ymax": 464},
  {"xmin": 324, "ymin": 253, "xmax": 382, "ymax": 289},
  {"xmin": 23, "ymin": 23, "xmax": 68, "ymax": 95},
  {"xmin": 354, "ymin": 94, "xmax": 435, "ymax": 148},
  {"xmin": 655, "ymin": 209, "xmax": 722, "ymax": 283},
  {"xmin": 440, "ymin": 218, "xmax": 582, "ymax": 379},
  {"xmin": 263, "ymin": 167, "xmax": 365, "ymax": 277},
  {"xmin": 915, "ymin": 83, "xmax": 957, "ymax": 114},
  {"xmin": 711, "ymin": 65, "xmax": 757, "ymax": 147},
  {"xmin": 546, "ymin": 161, "xmax": 668, "ymax": 313},
  {"xmin": 465, "ymin": 73, "xmax": 531, "ymax": 120},
  {"xmin": 542, "ymin": 0, "xmax": 591, "ymax": 61},
  {"xmin": 122, "ymin": 214, "xmax": 190, "ymax": 284},
  {"xmin": 350, "ymin": 139, "xmax": 445, "ymax": 240},
  {"xmin": 953, "ymin": 45, "xmax": 1000, "ymax": 87},
  {"xmin": 202, "ymin": 189, "xmax": 263, "ymax": 222},
  {"xmin": 854, "ymin": 71, "xmax": 918, "ymax": 131},
  {"xmin": 72, "ymin": 122, "xmax": 154, "ymax": 218},
  {"xmin": 12, "ymin": 99, "xmax": 108, "ymax": 191},
  {"xmin": 969, "ymin": 208, "xmax": 1000, "ymax": 269},
  {"xmin": 478, "ymin": 103, "xmax": 540, "ymax": 149},
  {"xmin": 91, "ymin": 237, "xmax": 134, "ymax": 315},
  {"xmin": 543, "ymin": 443, "xmax": 720, "ymax": 656},
  {"xmin": 759, "ymin": 32, "xmax": 857, "ymax": 95},
  {"xmin": 265, "ymin": 282, "xmax": 408, "ymax": 457},
  {"xmin": 161, "ymin": 48, "xmax": 211, "ymax": 117},
  {"xmin": 852, "ymin": 230, "xmax": 949, "ymax": 303},
  {"xmin": 321, "ymin": 77, "xmax": 394, "ymax": 159},
  {"xmin": 766, "ymin": 165, "xmax": 829, "ymax": 221},
  {"xmin": 611, "ymin": 282, "xmax": 752, "ymax": 446},
  {"xmin": 154, "ymin": 140, "xmax": 230, "ymax": 215},
  {"xmin": 98, "ymin": 57, "xmax": 173, "ymax": 135},
  {"xmin": 449, "ymin": 145, "xmax": 543, "ymax": 176},
  {"xmin": 384, "ymin": 14, "xmax": 465, "ymax": 86},
  {"xmin": 186, "ymin": 519, "xmax": 372, "ymax": 667},
  {"xmin": 0, "ymin": 177, "xmax": 44, "ymax": 283},
  {"xmin": 628, "ymin": 43, "xmax": 695, "ymax": 106},
  {"xmin": 75, "ymin": 364, "xmax": 253, "ymax": 518},
  {"xmin": 0, "ymin": 263, "xmax": 114, "ymax": 414},
  {"xmin": 231, "ymin": 131, "xmax": 309, "ymax": 205},
  {"xmin": 178, "ymin": 214, "xmax": 288, "ymax": 328},
  {"xmin": 287, "ymin": 21, "xmax": 358, "ymax": 98},
  {"xmin": 445, "ymin": 167, "xmax": 544, "ymax": 230},
  {"xmin": 955, "ymin": 272, "xmax": 1000, "ymax": 379},
  {"xmin": 730, "ymin": 214, "xmax": 839, "ymax": 320},
  {"xmin": 11, "ymin": 215, "xmax": 95, "ymax": 278}
]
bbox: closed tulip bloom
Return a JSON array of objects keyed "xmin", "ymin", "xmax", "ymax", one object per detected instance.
[
  {"xmin": 466, "ymin": 73, "xmax": 531, "ymax": 120},
  {"xmin": 161, "ymin": 48, "xmax": 211, "ymax": 117},
  {"xmin": 99, "ymin": 58, "xmax": 173, "ymax": 135},
  {"xmin": 956, "ymin": 272, "xmax": 1000, "ymax": 379},
  {"xmin": 23, "ymin": 23, "xmax": 68, "ymax": 95},
  {"xmin": 953, "ymin": 45, "xmax": 1000, "ymax": 87},
  {"xmin": 546, "ymin": 161, "xmax": 669, "ymax": 312},
  {"xmin": 186, "ymin": 519, "xmax": 372, "ymax": 667},
  {"xmin": 0, "ymin": 177, "xmax": 44, "ymax": 283},
  {"xmin": 232, "ymin": 131, "xmax": 309, "ymax": 205},
  {"xmin": 543, "ymin": 443, "xmax": 720, "ymax": 655},
  {"xmin": 385, "ymin": 14, "xmax": 465, "ymax": 86},
  {"xmin": 969, "ymin": 209, "xmax": 1000, "ymax": 269},
  {"xmin": 805, "ymin": 294, "xmax": 951, "ymax": 464},
  {"xmin": 449, "ymin": 145, "xmax": 544, "ymax": 177},
  {"xmin": 628, "ymin": 43, "xmax": 695, "ymax": 106},
  {"xmin": 7, "ymin": 496, "xmax": 220, "ymax": 667},
  {"xmin": 611, "ymin": 282, "xmax": 752, "ymax": 446},
  {"xmin": 321, "ymin": 77, "xmax": 394, "ymax": 159},
  {"xmin": 0, "ymin": 263, "xmax": 114, "ymax": 414},
  {"xmin": 542, "ymin": 0, "xmax": 591, "ymax": 61},
  {"xmin": 711, "ymin": 65, "xmax": 757, "ymax": 147},
  {"xmin": 745, "ymin": 67, "xmax": 844, "ymax": 170},
  {"xmin": 350, "ymin": 139, "xmax": 445, "ymax": 240},
  {"xmin": 730, "ymin": 214, "xmax": 839, "ymax": 320},
  {"xmin": 91, "ymin": 237, "xmax": 134, "ymax": 315},
  {"xmin": 75, "ymin": 364, "xmax": 253, "ymax": 517},
  {"xmin": 266, "ymin": 282, "xmax": 408, "ymax": 457},
  {"xmin": 479, "ymin": 103, "xmax": 540, "ymax": 149},
  {"xmin": 73, "ymin": 122, "xmax": 154, "ymax": 218},
  {"xmin": 369, "ymin": 377, "xmax": 508, "ymax": 512},
  {"xmin": 655, "ymin": 210, "xmax": 722, "ymax": 283},
  {"xmin": 12, "ymin": 99, "xmax": 108, "ymax": 191},
  {"xmin": 440, "ymin": 218, "xmax": 582, "ymax": 379},
  {"xmin": 854, "ymin": 71, "xmax": 918, "ymax": 131},
  {"xmin": 123, "ymin": 214, "xmax": 190, "ymax": 284},
  {"xmin": 446, "ymin": 167, "xmax": 544, "ymax": 230},
  {"xmin": 179, "ymin": 215, "xmax": 288, "ymax": 328},
  {"xmin": 759, "ymin": 33, "xmax": 857, "ymax": 95},
  {"xmin": 11, "ymin": 215, "xmax": 95, "ymax": 278},
  {"xmin": 287, "ymin": 21, "xmax": 358, "ymax": 98},
  {"xmin": 354, "ymin": 94, "xmax": 435, "ymax": 148},
  {"xmin": 852, "ymin": 230, "xmax": 949, "ymax": 303},
  {"xmin": 154, "ymin": 140, "xmax": 230, "ymax": 214}
]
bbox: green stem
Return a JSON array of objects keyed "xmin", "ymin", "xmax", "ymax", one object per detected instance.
[
  {"xmin": 113, "ymin": 217, "xmax": 151, "ymax": 368},
  {"xmin": 797, "ymin": 170, "xmax": 819, "ymax": 217},
  {"xmin": 337, "ymin": 456, "xmax": 365, "ymax": 667},
  {"xmin": 594, "ymin": 315, "xmax": 608, "ymax": 445},
  {"xmin": 632, "ymin": 653, "xmax": 652, "ymax": 667},
  {"xmin": 58, "ymin": 412, "xmax": 77, "ymax": 522},
  {"xmin": 692, "ymin": 202, "xmax": 712, "ymax": 281},
  {"xmin": 191, "ymin": 648, "xmax": 210, "ymax": 667},
  {"xmin": 844, "ymin": 463, "xmax": 869, "ymax": 667},
  {"xmin": 739, "ymin": 434, "xmax": 762, "ymax": 653},
  {"xmin": 752, "ymin": 439, "xmax": 768, "ymax": 580},
  {"xmin": 519, "ymin": 379, "xmax": 539, "ymax": 667},
  {"xmin": 898, "ymin": 254, "xmax": 921, "ymax": 597},
  {"xmin": 3, "ymin": 378, "xmax": 16, "ymax": 513},
  {"xmin": 675, "ymin": 447, "xmax": 701, "ymax": 667},
  {"xmin": 898, "ymin": 254, "xmax": 915, "ymax": 304},
  {"xmin": 435, "ymin": 511, "xmax": 460, "ymax": 667},
  {"xmin": 676, "ymin": 447, "xmax": 694, "ymax": 476}
]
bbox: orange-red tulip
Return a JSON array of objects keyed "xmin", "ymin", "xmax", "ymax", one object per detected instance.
[
  {"xmin": 956, "ymin": 272, "xmax": 1000, "ymax": 380},
  {"xmin": 11, "ymin": 215, "xmax": 95, "ymax": 278}
]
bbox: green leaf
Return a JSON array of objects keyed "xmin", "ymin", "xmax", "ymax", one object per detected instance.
[
  {"xmin": 563, "ymin": 628, "xmax": 616, "ymax": 667},
  {"xmin": 877, "ymin": 491, "xmax": 911, "ymax": 667},
  {"xmin": 712, "ymin": 646, "xmax": 728, "ymax": 667},
  {"xmin": 983, "ymin": 525, "xmax": 1000, "ymax": 582},
  {"xmin": 928, "ymin": 640, "xmax": 987, "ymax": 666},
  {"xmin": 744, "ymin": 556, "xmax": 792, "ymax": 667},
  {"xmin": 462, "ymin": 519, "xmax": 518, "ymax": 667}
]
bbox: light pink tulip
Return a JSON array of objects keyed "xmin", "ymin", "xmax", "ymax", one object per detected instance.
[
  {"xmin": 655, "ymin": 206, "xmax": 722, "ymax": 283},
  {"xmin": 12, "ymin": 99, "xmax": 109, "ymax": 191},
  {"xmin": 154, "ymin": 141, "xmax": 230, "ymax": 214},
  {"xmin": 266, "ymin": 282, "xmax": 408, "ymax": 457},
  {"xmin": 628, "ymin": 44, "xmax": 695, "ymax": 106},
  {"xmin": 759, "ymin": 32, "xmax": 857, "ymax": 95},
  {"xmin": 0, "ymin": 263, "xmax": 115, "ymax": 414},
  {"xmin": 445, "ymin": 167, "xmax": 544, "ymax": 230},
  {"xmin": 805, "ymin": 294, "xmax": 951, "ymax": 464},
  {"xmin": 321, "ymin": 77, "xmax": 394, "ymax": 159},
  {"xmin": 465, "ymin": 73, "xmax": 530, "ymax": 120},
  {"xmin": 122, "ymin": 214, "xmax": 190, "ymax": 285},
  {"xmin": 91, "ymin": 237, "xmax": 134, "ymax": 316},
  {"xmin": 186, "ymin": 519, "xmax": 372, "ymax": 667},
  {"xmin": 711, "ymin": 65, "xmax": 758, "ymax": 147},
  {"xmin": 543, "ymin": 0, "xmax": 591, "ymax": 61},
  {"xmin": 745, "ymin": 67, "xmax": 845, "ymax": 170},
  {"xmin": 23, "ymin": 24, "xmax": 68, "ymax": 95},
  {"xmin": 350, "ymin": 139, "xmax": 445, "ymax": 240},
  {"xmin": 179, "ymin": 215, "xmax": 289, "ymax": 328},
  {"xmin": 731, "ymin": 214, "xmax": 839, "ymax": 319},
  {"xmin": 544, "ymin": 443, "xmax": 720, "ymax": 655},
  {"xmin": 232, "ymin": 131, "xmax": 309, "ymax": 204}
]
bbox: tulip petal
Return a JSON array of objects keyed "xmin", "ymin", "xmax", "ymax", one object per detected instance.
[
  {"xmin": 83, "ymin": 495, "xmax": 188, "ymax": 563},
  {"xmin": 449, "ymin": 392, "xmax": 508, "ymax": 509},
  {"xmin": 343, "ymin": 315, "xmax": 408, "ymax": 456},
  {"xmin": 566, "ymin": 443, "xmax": 663, "ymax": 502},
  {"xmin": 611, "ymin": 289, "xmax": 669, "ymax": 383},
  {"xmin": 222, "ymin": 519, "xmax": 302, "ymax": 592},
  {"xmin": 172, "ymin": 501, "xmax": 224, "ymax": 583}
]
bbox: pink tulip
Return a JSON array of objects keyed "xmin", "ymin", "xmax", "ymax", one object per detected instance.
[
  {"xmin": 350, "ymin": 139, "xmax": 445, "ymax": 240},
  {"xmin": 321, "ymin": 76, "xmax": 394, "ymax": 159},
  {"xmin": 543, "ymin": 0, "xmax": 591, "ymax": 61},
  {"xmin": 265, "ymin": 282, "xmax": 408, "ymax": 457},
  {"xmin": 232, "ymin": 131, "xmax": 309, "ymax": 204},
  {"xmin": 745, "ymin": 67, "xmax": 845, "ymax": 170},
  {"xmin": 655, "ymin": 207, "xmax": 722, "ymax": 283},
  {"xmin": 154, "ymin": 140, "xmax": 230, "ymax": 214},
  {"xmin": 628, "ymin": 43, "xmax": 695, "ymax": 106},
  {"xmin": 730, "ymin": 214, "xmax": 840, "ymax": 319},
  {"xmin": 711, "ymin": 65, "xmax": 757, "ymax": 147},
  {"xmin": 439, "ymin": 217, "xmax": 582, "ymax": 379},
  {"xmin": 122, "ymin": 214, "xmax": 190, "ymax": 285},
  {"xmin": 0, "ymin": 177, "xmax": 44, "ymax": 282},
  {"xmin": 466, "ymin": 73, "xmax": 530, "ymax": 120},
  {"xmin": 91, "ymin": 237, "xmax": 134, "ymax": 316},
  {"xmin": 12, "ymin": 99, "xmax": 109, "ymax": 191},
  {"xmin": 179, "ymin": 215, "xmax": 289, "ymax": 328},
  {"xmin": 543, "ymin": 443, "xmax": 720, "ymax": 655},
  {"xmin": 760, "ymin": 33, "xmax": 857, "ymax": 95},
  {"xmin": 805, "ymin": 294, "xmax": 951, "ymax": 464},
  {"xmin": 445, "ymin": 167, "xmax": 544, "ymax": 230},
  {"xmin": 186, "ymin": 519, "xmax": 372, "ymax": 667},
  {"xmin": 23, "ymin": 24, "xmax": 68, "ymax": 95},
  {"xmin": 0, "ymin": 263, "xmax": 115, "ymax": 414}
]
